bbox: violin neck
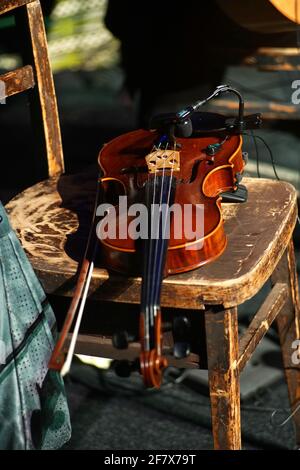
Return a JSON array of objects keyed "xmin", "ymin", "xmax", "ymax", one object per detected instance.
[{"xmin": 140, "ymin": 173, "xmax": 176, "ymax": 351}]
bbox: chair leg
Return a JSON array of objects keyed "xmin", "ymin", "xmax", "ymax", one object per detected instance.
[
  {"xmin": 205, "ymin": 306, "xmax": 241, "ymax": 450},
  {"xmin": 271, "ymin": 239, "xmax": 300, "ymax": 447}
]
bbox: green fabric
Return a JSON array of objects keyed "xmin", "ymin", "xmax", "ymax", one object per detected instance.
[{"xmin": 0, "ymin": 202, "xmax": 71, "ymax": 449}]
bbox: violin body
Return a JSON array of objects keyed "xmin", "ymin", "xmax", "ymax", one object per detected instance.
[{"xmin": 98, "ymin": 125, "xmax": 244, "ymax": 276}]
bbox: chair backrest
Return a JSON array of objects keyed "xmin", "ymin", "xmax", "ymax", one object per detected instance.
[{"xmin": 0, "ymin": 0, "xmax": 64, "ymax": 178}]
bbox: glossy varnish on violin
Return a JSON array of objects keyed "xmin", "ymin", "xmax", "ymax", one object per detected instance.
[{"xmin": 98, "ymin": 129, "xmax": 244, "ymax": 275}]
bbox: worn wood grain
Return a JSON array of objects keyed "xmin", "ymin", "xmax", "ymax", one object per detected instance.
[
  {"xmin": 205, "ymin": 306, "xmax": 241, "ymax": 450},
  {"xmin": 0, "ymin": 0, "xmax": 33, "ymax": 14},
  {"xmin": 0, "ymin": 65, "xmax": 34, "ymax": 98},
  {"xmin": 238, "ymin": 283, "xmax": 288, "ymax": 373},
  {"xmin": 25, "ymin": 0, "xmax": 64, "ymax": 177},
  {"xmin": 5, "ymin": 174, "xmax": 297, "ymax": 309},
  {"xmin": 271, "ymin": 241, "xmax": 300, "ymax": 445}
]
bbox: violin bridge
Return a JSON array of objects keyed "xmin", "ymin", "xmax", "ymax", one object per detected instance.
[{"xmin": 145, "ymin": 150, "xmax": 180, "ymax": 173}]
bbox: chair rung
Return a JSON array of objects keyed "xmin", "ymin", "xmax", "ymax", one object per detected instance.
[
  {"xmin": 0, "ymin": 0, "xmax": 34, "ymax": 15},
  {"xmin": 238, "ymin": 282, "xmax": 288, "ymax": 373},
  {"xmin": 0, "ymin": 65, "xmax": 35, "ymax": 99},
  {"xmin": 66, "ymin": 333, "xmax": 200, "ymax": 369}
]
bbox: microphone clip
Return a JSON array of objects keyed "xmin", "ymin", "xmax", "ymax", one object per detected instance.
[{"xmin": 225, "ymin": 113, "xmax": 262, "ymax": 133}]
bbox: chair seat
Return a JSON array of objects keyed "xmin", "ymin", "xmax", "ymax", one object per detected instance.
[{"xmin": 5, "ymin": 171, "xmax": 297, "ymax": 310}]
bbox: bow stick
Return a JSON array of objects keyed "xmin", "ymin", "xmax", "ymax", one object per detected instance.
[{"xmin": 49, "ymin": 175, "xmax": 103, "ymax": 374}]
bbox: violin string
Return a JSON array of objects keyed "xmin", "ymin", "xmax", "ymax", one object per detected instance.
[
  {"xmin": 149, "ymin": 142, "xmax": 168, "ymax": 326},
  {"xmin": 150, "ymin": 146, "xmax": 168, "ymax": 349},
  {"xmin": 160, "ymin": 146, "xmax": 176, "ymax": 260},
  {"xmin": 144, "ymin": 141, "xmax": 167, "ymax": 350},
  {"xmin": 151, "ymin": 142, "xmax": 176, "ymax": 354},
  {"xmin": 142, "ymin": 139, "xmax": 162, "ymax": 351},
  {"xmin": 146, "ymin": 136, "xmax": 176, "ymax": 354}
]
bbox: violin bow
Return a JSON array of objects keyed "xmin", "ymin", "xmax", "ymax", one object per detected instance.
[{"xmin": 48, "ymin": 174, "xmax": 103, "ymax": 375}]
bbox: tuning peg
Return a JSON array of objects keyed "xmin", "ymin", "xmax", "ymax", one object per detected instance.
[
  {"xmin": 173, "ymin": 316, "xmax": 190, "ymax": 338},
  {"xmin": 173, "ymin": 341, "xmax": 191, "ymax": 360},
  {"xmin": 172, "ymin": 316, "xmax": 191, "ymax": 359},
  {"xmin": 112, "ymin": 331, "xmax": 136, "ymax": 350}
]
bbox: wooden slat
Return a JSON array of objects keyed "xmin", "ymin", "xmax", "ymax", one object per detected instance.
[
  {"xmin": 271, "ymin": 241, "xmax": 300, "ymax": 445},
  {"xmin": 66, "ymin": 334, "xmax": 199, "ymax": 369},
  {"xmin": 0, "ymin": 65, "xmax": 34, "ymax": 99},
  {"xmin": 243, "ymin": 47, "xmax": 300, "ymax": 72},
  {"xmin": 238, "ymin": 283, "xmax": 288, "ymax": 373},
  {"xmin": 260, "ymin": 65, "xmax": 300, "ymax": 72},
  {"xmin": 0, "ymin": 0, "xmax": 33, "ymax": 15},
  {"xmin": 208, "ymin": 99, "xmax": 300, "ymax": 121},
  {"xmin": 256, "ymin": 48, "xmax": 300, "ymax": 56},
  {"xmin": 286, "ymin": 241, "xmax": 300, "ymax": 340},
  {"xmin": 26, "ymin": 1, "xmax": 64, "ymax": 177},
  {"xmin": 205, "ymin": 307, "xmax": 241, "ymax": 450},
  {"xmin": 195, "ymin": 46, "xmax": 300, "ymax": 72},
  {"xmin": 207, "ymin": 47, "xmax": 300, "ymax": 72}
]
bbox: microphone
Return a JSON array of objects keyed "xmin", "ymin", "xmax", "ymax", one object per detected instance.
[
  {"xmin": 149, "ymin": 112, "xmax": 193, "ymax": 138},
  {"xmin": 175, "ymin": 84, "xmax": 245, "ymax": 132},
  {"xmin": 149, "ymin": 84, "xmax": 260, "ymax": 137},
  {"xmin": 174, "ymin": 118, "xmax": 193, "ymax": 138}
]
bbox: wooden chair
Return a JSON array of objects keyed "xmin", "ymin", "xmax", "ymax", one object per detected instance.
[
  {"xmin": 3, "ymin": 0, "xmax": 300, "ymax": 450},
  {"xmin": 0, "ymin": 0, "xmax": 64, "ymax": 180}
]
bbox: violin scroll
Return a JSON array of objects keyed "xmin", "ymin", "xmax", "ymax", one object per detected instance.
[{"xmin": 139, "ymin": 308, "xmax": 168, "ymax": 388}]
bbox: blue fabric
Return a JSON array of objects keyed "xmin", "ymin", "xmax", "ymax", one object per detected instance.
[{"xmin": 0, "ymin": 202, "xmax": 71, "ymax": 449}]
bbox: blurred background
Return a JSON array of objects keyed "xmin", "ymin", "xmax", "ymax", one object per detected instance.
[
  {"xmin": 1, "ymin": 0, "xmax": 300, "ymax": 201},
  {"xmin": 1, "ymin": 0, "xmax": 300, "ymax": 450}
]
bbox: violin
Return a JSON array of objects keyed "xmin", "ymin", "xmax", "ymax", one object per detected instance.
[
  {"xmin": 96, "ymin": 86, "xmax": 261, "ymax": 388},
  {"xmin": 49, "ymin": 85, "xmax": 261, "ymax": 387},
  {"xmin": 99, "ymin": 127, "xmax": 243, "ymax": 275}
]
